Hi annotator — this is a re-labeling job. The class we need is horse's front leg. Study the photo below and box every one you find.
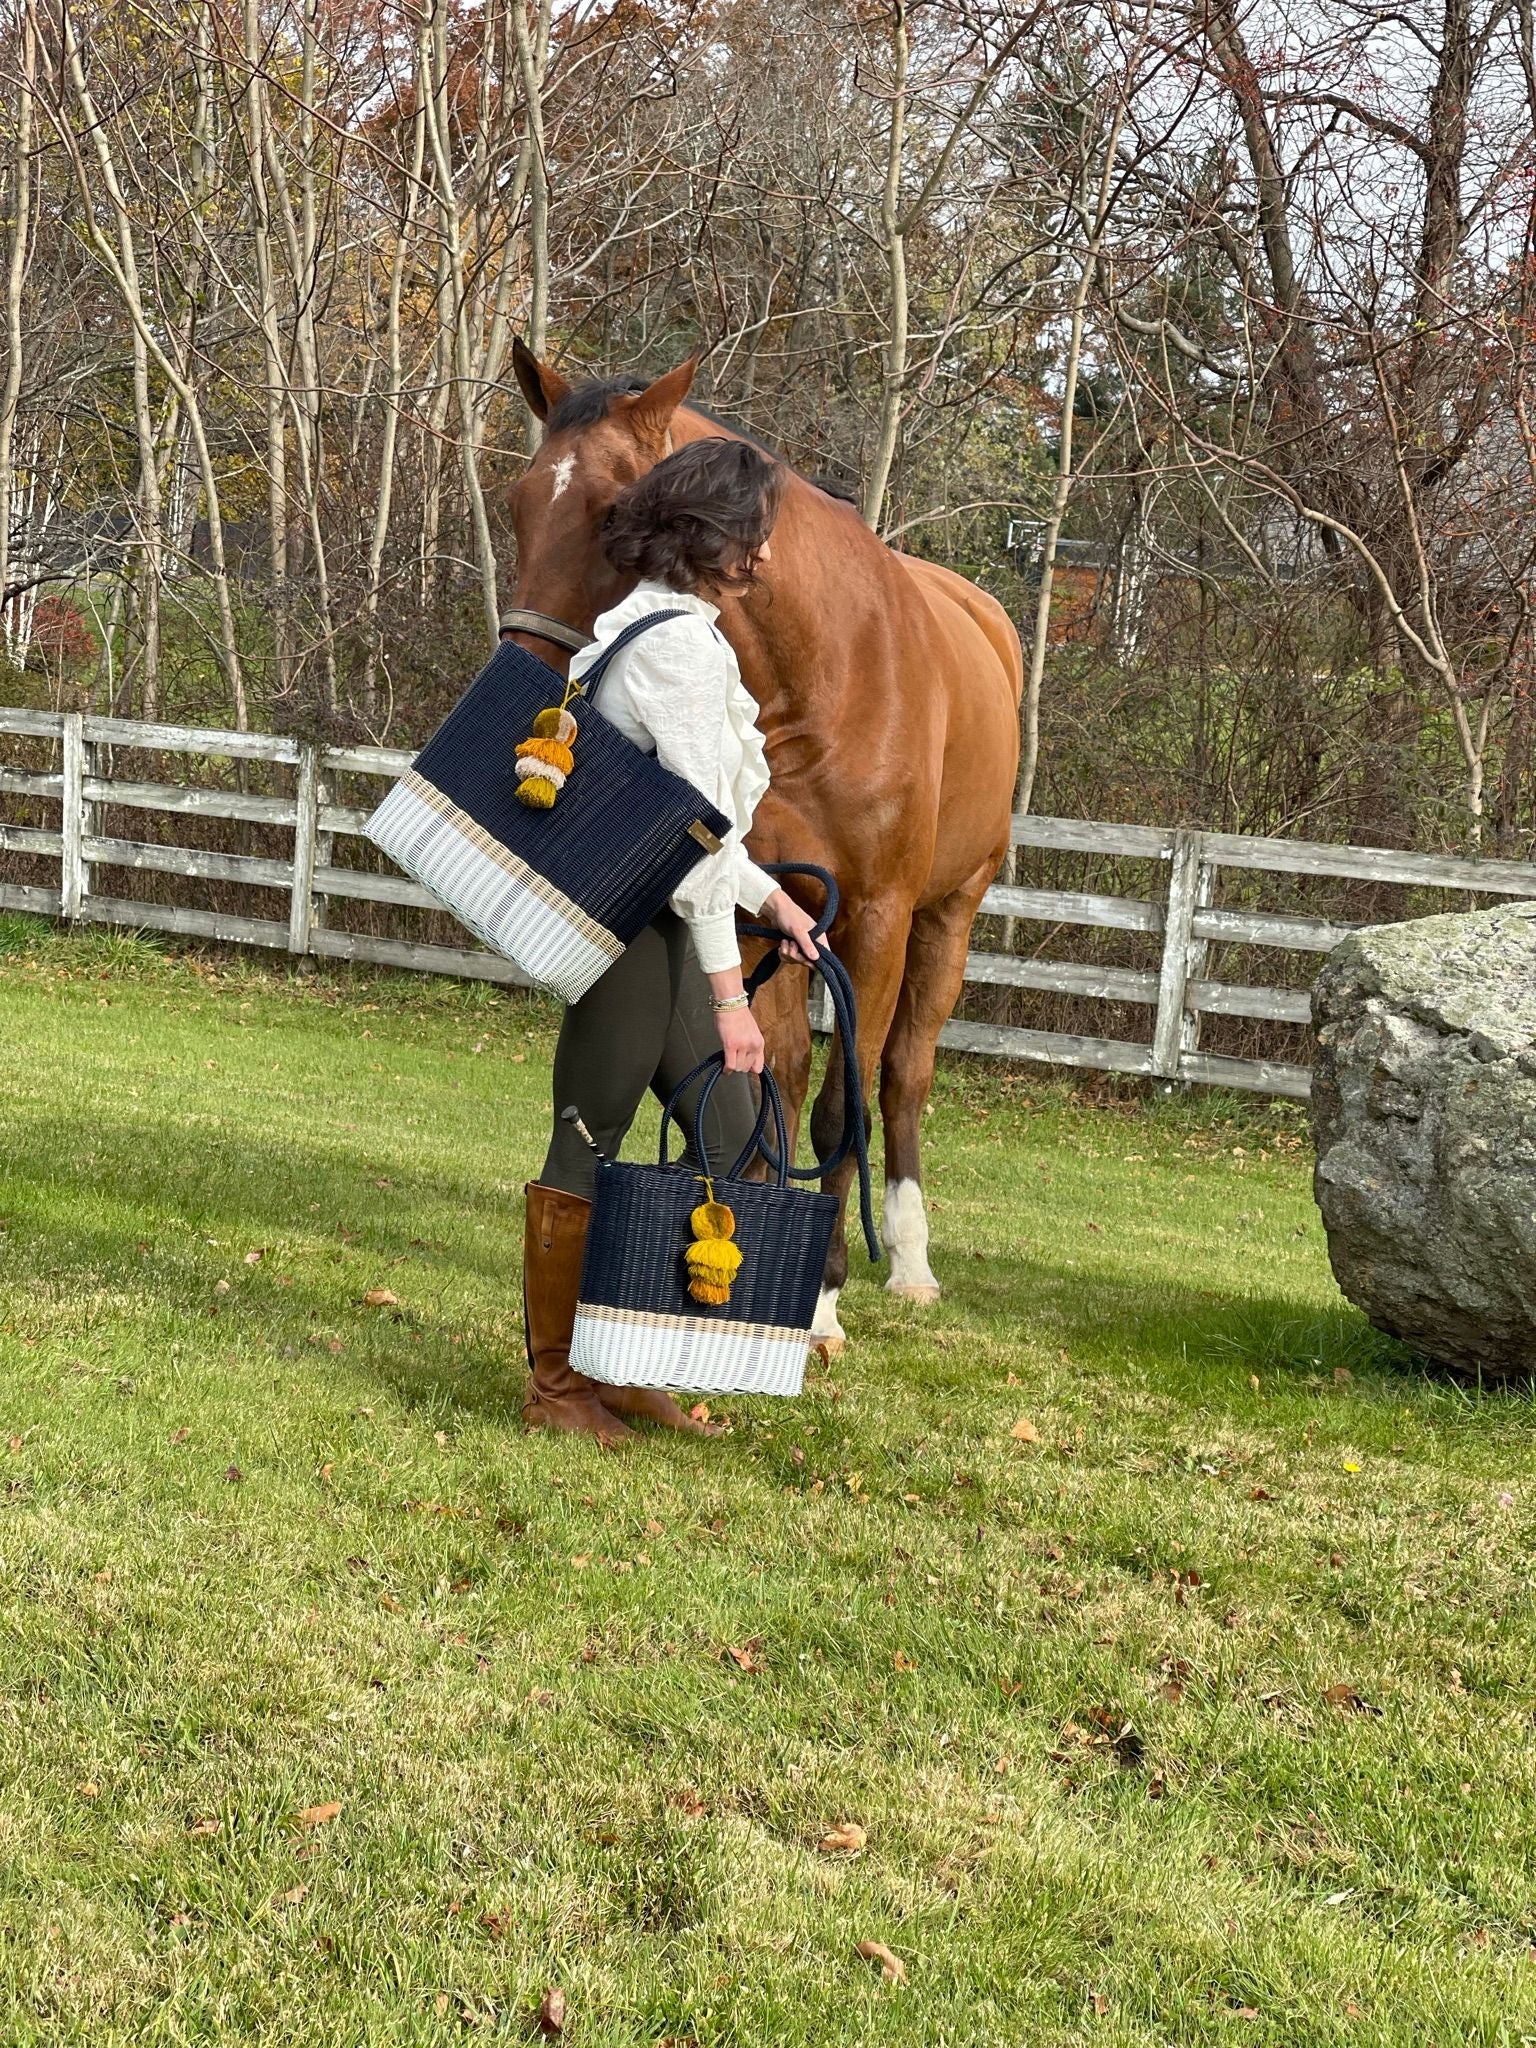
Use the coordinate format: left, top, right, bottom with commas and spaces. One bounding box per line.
806, 899, 912, 1352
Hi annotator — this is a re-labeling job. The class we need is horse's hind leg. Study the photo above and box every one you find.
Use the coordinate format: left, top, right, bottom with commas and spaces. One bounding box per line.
878, 877, 991, 1302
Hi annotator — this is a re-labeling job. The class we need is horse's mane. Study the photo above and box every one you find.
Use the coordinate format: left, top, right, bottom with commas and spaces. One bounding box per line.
543, 374, 855, 503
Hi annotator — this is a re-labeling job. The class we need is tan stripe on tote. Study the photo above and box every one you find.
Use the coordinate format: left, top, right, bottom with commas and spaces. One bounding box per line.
399, 770, 623, 961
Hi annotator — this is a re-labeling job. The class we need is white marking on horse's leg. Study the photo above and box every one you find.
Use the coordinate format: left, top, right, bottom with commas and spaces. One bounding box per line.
549, 453, 576, 502
810, 1285, 846, 1358
882, 1178, 940, 1302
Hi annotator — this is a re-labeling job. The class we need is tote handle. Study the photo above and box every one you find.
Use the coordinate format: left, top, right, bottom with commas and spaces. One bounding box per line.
570, 610, 688, 706
738, 863, 880, 1264
657, 1054, 791, 1190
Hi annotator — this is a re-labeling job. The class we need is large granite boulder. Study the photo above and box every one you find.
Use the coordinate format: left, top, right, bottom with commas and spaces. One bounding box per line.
1311, 901, 1536, 1377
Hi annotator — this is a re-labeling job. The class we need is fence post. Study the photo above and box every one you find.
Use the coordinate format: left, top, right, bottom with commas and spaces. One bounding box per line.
60, 711, 88, 922
1151, 829, 1205, 1080
288, 741, 320, 956
1176, 845, 1215, 1069
310, 765, 334, 945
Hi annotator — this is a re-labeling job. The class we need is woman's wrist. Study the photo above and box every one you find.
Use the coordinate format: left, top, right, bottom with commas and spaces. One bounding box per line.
706, 968, 746, 1014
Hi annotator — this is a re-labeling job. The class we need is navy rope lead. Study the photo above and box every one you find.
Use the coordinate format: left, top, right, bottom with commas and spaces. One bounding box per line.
740, 863, 881, 1265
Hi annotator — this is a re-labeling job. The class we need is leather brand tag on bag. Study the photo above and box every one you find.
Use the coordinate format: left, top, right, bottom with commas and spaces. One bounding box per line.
687, 820, 723, 854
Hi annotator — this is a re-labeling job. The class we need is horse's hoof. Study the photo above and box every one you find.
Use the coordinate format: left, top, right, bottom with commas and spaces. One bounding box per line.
886, 1280, 941, 1306
811, 1336, 846, 1364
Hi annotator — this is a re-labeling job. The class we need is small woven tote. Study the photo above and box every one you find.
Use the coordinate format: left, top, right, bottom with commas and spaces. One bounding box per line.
365, 616, 731, 1003
570, 1059, 839, 1398
570, 873, 884, 1398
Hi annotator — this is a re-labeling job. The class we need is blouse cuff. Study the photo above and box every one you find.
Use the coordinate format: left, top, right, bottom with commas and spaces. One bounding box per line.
687, 910, 742, 975
736, 862, 779, 915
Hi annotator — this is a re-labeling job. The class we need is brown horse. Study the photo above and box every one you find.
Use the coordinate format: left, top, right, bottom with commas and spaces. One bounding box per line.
502, 345, 1022, 1346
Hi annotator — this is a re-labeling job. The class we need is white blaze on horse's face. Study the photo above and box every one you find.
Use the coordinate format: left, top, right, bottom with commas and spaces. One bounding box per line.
548, 453, 577, 503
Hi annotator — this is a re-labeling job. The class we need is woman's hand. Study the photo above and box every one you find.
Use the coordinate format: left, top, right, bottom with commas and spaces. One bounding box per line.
761, 887, 827, 966
715, 1003, 765, 1074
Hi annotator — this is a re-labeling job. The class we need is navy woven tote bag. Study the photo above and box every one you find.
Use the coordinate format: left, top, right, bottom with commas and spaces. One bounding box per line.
365, 615, 732, 1002
570, 1059, 839, 1397
570, 876, 884, 1397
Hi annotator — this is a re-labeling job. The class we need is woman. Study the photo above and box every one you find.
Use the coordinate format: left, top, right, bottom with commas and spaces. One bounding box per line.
522, 438, 824, 1446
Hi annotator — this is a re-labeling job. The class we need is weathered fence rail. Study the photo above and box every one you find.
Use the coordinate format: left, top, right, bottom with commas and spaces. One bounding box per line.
5, 706, 1536, 1101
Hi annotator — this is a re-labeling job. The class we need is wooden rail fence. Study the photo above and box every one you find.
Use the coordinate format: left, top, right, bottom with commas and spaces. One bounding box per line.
5, 706, 1536, 1101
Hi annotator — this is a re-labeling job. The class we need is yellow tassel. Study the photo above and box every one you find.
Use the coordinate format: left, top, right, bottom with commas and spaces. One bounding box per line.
516, 704, 578, 808
516, 735, 575, 775
686, 1196, 743, 1305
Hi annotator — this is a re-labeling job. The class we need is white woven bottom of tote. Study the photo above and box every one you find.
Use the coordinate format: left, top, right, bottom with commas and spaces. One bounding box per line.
367, 774, 622, 1002
571, 1303, 809, 1398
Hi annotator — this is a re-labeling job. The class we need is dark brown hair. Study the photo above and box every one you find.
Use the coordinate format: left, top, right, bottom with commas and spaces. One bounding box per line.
601, 439, 784, 596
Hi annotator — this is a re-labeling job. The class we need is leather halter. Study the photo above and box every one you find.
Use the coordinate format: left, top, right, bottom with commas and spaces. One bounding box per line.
497, 606, 595, 654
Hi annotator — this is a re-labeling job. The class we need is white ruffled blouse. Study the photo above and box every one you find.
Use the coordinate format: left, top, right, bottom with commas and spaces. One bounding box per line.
568, 578, 777, 973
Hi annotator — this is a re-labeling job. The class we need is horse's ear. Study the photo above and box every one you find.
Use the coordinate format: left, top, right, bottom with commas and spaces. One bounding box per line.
619, 357, 699, 447
511, 337, 571, 422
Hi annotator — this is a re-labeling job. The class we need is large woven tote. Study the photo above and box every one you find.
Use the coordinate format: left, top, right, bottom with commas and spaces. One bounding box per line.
365, 616, 732, 1003
570, 1059, 839, 1398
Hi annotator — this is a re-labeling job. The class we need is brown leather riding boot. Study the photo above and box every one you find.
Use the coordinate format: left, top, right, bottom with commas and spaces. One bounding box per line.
521, 1183, 633, 1447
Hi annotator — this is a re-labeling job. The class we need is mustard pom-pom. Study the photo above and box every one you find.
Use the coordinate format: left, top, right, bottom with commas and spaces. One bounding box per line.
517, 706, 578, 805
689, 1200, 737, 1241
516, 736, 575, 776
685, 1234, 743, 1305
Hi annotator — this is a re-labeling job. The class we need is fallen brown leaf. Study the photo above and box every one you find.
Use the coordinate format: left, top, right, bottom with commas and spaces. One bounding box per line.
296, 1800, 342, 1829
1321, 1682, 1381, 1716
1010, 1417, 1040, 1443
893, 1651, 917, 1673
169, 1427, 191, 1445
856, 1940, 907, 1986
818, 1821, 867, 1855
536, 1985, 567, 2036
362, 1288, 398, 1308
225, 1465, 243, 1485
724, 1639, 763, 1673
186, 1816, 220, 1837
76, 1780, 99, 1800
1084, 1707, 1145, 1766
243, 1248, 265, 1266
1089, 1990, 1109, 2017
272, 1884, 308, 1908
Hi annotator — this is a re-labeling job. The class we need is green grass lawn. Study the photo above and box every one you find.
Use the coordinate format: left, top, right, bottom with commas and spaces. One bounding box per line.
1, 916, 1533, 2047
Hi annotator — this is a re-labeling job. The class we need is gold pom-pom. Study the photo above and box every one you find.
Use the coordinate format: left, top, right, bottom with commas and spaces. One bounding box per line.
685, 1198, 742, 1304
516, 705, 578, 806
690, 1200, 737, 1241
